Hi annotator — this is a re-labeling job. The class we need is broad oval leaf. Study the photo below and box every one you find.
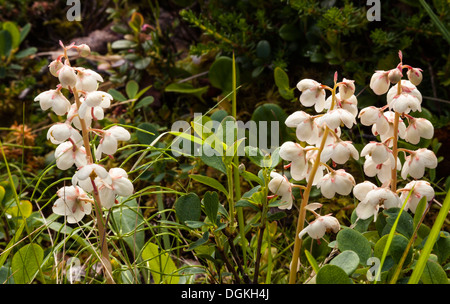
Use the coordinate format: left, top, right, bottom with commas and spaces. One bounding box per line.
316, 264, 351, 284
337, 228, 372, 265
11, 243, 44, 284
175, 193, 201, 225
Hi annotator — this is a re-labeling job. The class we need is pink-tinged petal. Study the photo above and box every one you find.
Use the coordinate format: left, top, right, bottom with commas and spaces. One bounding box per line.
353, 181, 377, 202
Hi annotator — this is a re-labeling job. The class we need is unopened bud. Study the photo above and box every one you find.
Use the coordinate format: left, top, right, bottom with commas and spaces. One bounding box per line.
77, 44, 91, 57
388, 68, 402, 84
407, 67, 423, 86
49, 59, 64, 77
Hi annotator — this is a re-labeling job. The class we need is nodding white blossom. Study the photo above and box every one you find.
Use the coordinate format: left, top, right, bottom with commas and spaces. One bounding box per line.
407, 67, 423, 86
279, 141, 308, 181
316, 108, 356, 130
370, 70, 390, 95
371, 111, 406, 145
52, 185, 92, 224
386, 80, 422, 114
401, 148, 438, 180
404, 118, 434, 145
78, 92, 112, 120
298, 214, 340, 240
76, 44, 91, 57
325, 93, 358, 117
338, 78, 355, 100
268, 172, 294, 210
399, 180, 434, 214
360, 141, 392, 165
321, 140, 359, 164
363, 155, 400, 184
72, 164, 111, 192
54, 141, 87, 170
358, 106, 389, 135
34, 89, 71, 116
285, 111, 316, 143
296, 79, 326, 112
95, 126, 131, 160
316, 169, 355, 199
49, 59, 64, 77
75, 68, 104, 92
96, 168, 134, 209
67, 103, 93, 130
353, 181, 401, 221
47, 123, 82, 145
58, 64, 77, 89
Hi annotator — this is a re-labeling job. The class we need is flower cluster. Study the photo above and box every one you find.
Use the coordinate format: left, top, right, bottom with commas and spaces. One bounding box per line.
354, 51, 436, 220
36, 42, 133, 224
270, 74, 359, 240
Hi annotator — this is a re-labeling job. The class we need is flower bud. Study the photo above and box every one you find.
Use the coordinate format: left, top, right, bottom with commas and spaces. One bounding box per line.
58, 65, 77, 88
369, 71, 390, 95
49, 59, 64, 77
388, 67, 402, 84
77, 44, 91, 57
407, 67, 423, 86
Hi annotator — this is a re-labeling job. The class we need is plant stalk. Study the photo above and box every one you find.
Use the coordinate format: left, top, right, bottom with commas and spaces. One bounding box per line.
391, 82, 402, 192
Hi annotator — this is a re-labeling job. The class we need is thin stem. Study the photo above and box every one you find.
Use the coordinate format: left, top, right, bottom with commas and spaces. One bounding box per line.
288, 81, 338, 284
253, 223, 265, 284
391, 82, 402, 192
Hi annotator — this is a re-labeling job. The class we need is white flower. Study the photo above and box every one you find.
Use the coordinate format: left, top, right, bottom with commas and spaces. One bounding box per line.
75, 68, 104, 92
296, 79, 326, 112
338, 78, 355, 100
76, 44, 91, 57
34, 89, 71, 116
358, 106, 389, 135
388, 65, 403, 84
52, 185, 92, 224
363, 155, 400, 183
360, 142, 392, 164
407, 67, 423, 86
401, 148, 437, 180
47, 123, 82, 145
96, 168, 134, 209
316, 108, 356, 130
78, 92, 112, 120
279, 141, 308, 181
387, 80, 422, 114
371, 111, 406, 145
321, 140, 359, 164
298, 214, 340, 239
370, 70, 390, 95
316, 169, 355, 199
399, 180, 434, 213
49, 59, 64, 77
325, 92, 358, 117
304, 149, 327, 186
285, 111, 315, 143
58, 64, 77, 88
268, 172, 294, 210
95, 126, 131, 160
353, 182, 401, 220
54, 141, 87, 170
404, 118, 434, 145
72, 164, 111, 192
67, 103, 93, 130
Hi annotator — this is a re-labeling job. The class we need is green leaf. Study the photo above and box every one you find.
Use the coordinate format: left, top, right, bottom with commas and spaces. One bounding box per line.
14, 47, 37, 59
419, 0, 450, 44
413, 196, 428, 229
108, 88, 127, 102
0, 30, 13, 57
189, 174, 228, 196
3, 22, 20, 49
6, 200, 32, 219
134, 96, 155, 109
136, 122, 159, 145
175, 193, 201, 224
126, 80, 139, 99
420, 260, 448, 284
381, 208, 414, 239
111, 199, 145, 255
336, 228, 372, 265
304, 250, 319, 274
19, 23, 31, 44
11, 243, 44, 284
279, 23, 301, 41
0, 185, 5, 204
209, 56, 240, 94
316, 264, 351, 284
134, 57, 151, 70
256, 40, 271, 59
141, 241, 179, 284
186, 231, 210, 251
274, 67, 294, 100
203, 191, 219, 223
199, 152, 227, 174
165, 82, 208, 102
374, 234, 413, 265
235, 199, 259, 211
111, 39, 137, 49
267, 211, 286, 221
329, 250, 360, 275
129, 12, 144, 33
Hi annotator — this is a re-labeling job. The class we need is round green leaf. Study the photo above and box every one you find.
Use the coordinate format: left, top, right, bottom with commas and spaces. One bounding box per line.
208, 56, 239, 93
337, 228, 372, 265
11, 243, 44, 284
420, 260, 448, 284
374, 234, 413, 265
329, 250, 360, 275
316, 264, 351, 284
256, 40, 271, 59
175, 193, 201, 225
